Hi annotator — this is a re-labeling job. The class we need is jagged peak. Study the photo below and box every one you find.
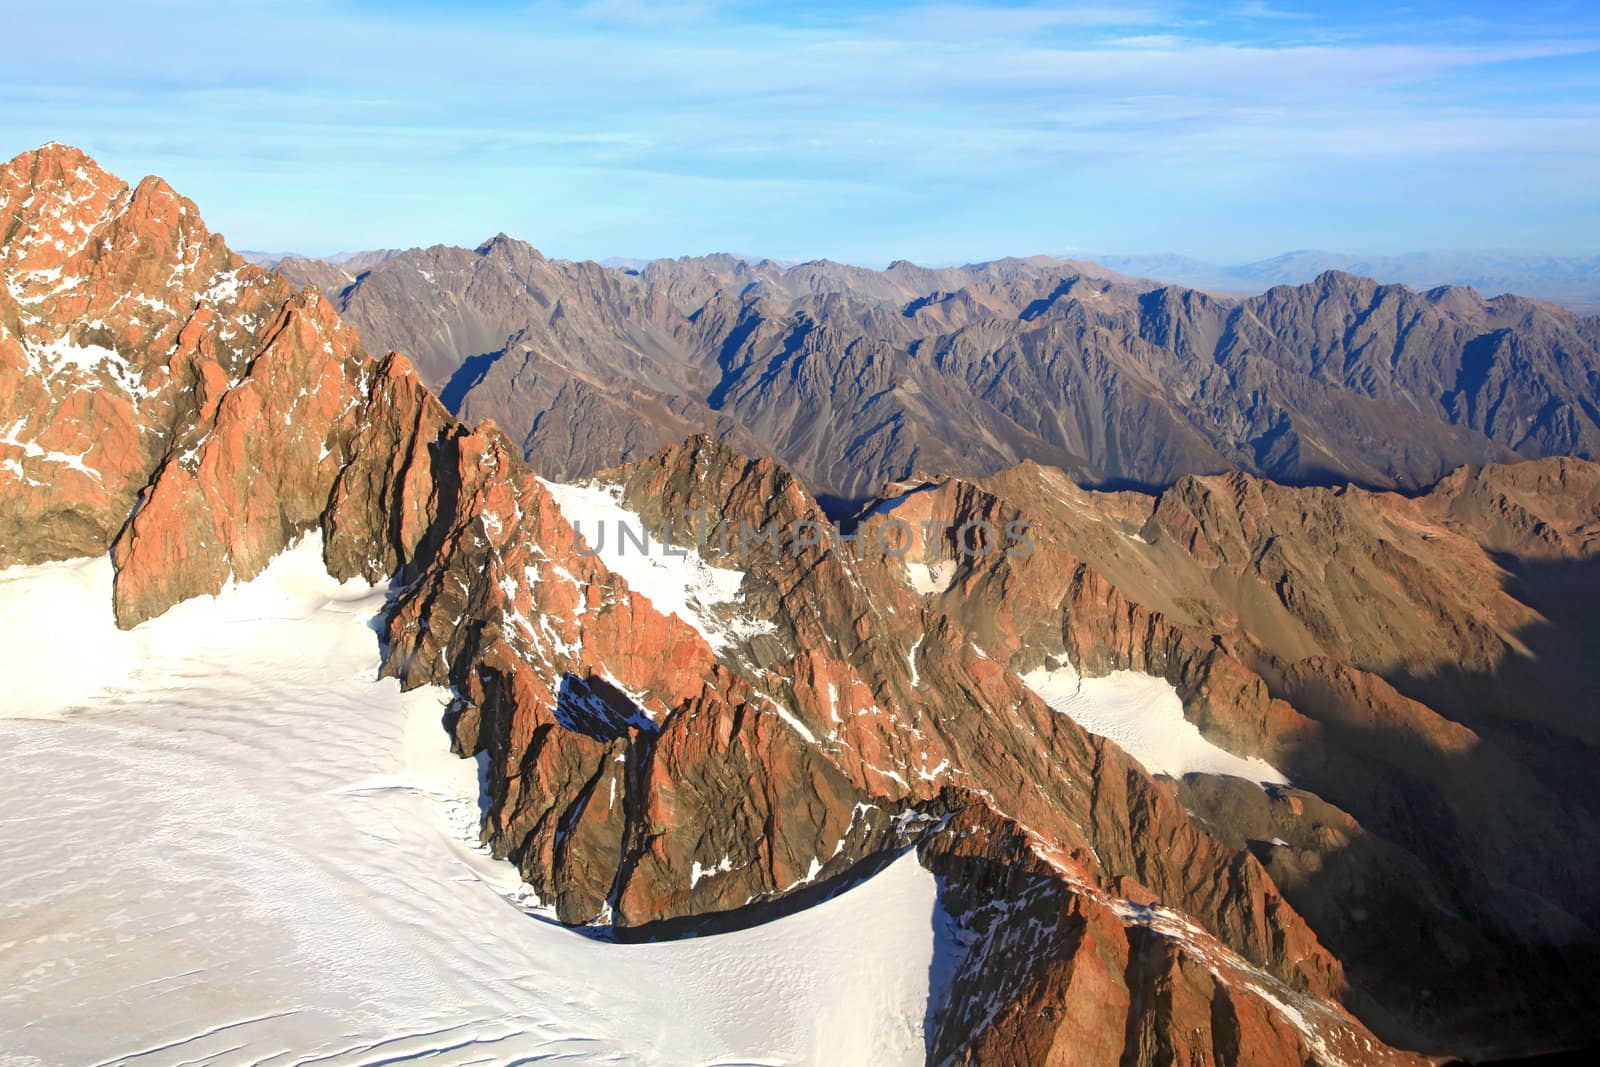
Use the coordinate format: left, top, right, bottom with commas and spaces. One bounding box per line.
1, 142, 129, 211
0, 142, 252, 325
1310, 267, 1379, 290
1421, 281, 1484, 304
8, 140, 108, 175
474, 231, 543, 261
0, 144, 211, 237
633, 431, 761, 474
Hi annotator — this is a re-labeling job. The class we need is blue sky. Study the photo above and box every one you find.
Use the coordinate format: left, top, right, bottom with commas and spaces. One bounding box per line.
2, 0, 1597, 265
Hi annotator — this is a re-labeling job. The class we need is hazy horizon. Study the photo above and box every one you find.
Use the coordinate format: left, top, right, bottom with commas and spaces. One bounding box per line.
231, 240, 1599, 275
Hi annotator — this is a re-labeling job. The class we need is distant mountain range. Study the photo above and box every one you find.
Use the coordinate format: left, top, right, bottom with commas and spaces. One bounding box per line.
1093, 250, 1600, 315
260, 246, 1600, 315
273, 237, 1600, 510
239, 247, 404, 272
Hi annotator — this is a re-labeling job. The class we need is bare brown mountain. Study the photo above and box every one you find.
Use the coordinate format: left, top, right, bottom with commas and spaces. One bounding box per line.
898, 456, 1600, 1056
239, 247, 404, 272
277, 235, 1600, 507
8, 144, 1600, 1064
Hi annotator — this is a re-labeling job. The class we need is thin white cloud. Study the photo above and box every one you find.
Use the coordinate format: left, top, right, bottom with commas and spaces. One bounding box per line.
882, 2, 1170, 37
571, 0, 722, 25
4, 0, 1597, 258
1231, 0, 1314, 21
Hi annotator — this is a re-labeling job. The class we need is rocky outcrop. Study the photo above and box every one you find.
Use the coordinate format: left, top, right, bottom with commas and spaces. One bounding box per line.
110, 287, 379, 625
920, 802, 1428, 1067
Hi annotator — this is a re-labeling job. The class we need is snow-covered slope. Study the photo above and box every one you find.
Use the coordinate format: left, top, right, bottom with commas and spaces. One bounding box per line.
1021, 659, 1288, 784
539, 477, 775, 651
0, 540, 945, 1067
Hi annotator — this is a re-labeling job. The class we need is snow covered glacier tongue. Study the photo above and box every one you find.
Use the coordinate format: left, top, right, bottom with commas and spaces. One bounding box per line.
0, 539, 948, 1066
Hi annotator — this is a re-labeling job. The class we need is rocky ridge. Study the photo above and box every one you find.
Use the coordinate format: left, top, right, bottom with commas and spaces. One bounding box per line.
881, 456, 1600, 1054
278, 235, 1600, 506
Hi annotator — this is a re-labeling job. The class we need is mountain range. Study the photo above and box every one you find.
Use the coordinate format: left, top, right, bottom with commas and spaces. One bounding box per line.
4, 144, 1600, 1065
270, 237, 1600, 511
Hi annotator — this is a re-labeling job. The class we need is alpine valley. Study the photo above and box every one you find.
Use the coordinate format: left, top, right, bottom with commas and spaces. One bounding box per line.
4, 144, 1600, 1067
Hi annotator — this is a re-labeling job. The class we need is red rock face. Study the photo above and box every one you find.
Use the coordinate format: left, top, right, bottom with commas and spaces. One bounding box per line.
112, 287, 377, 625
361, 430, 1420, 1059
0, 142, 385, 627
13, 144, 1595, 1064
0, 144, 286, 566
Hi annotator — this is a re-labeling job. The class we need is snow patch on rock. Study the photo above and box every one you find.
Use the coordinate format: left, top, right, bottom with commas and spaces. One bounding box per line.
905, 558, 957, 595
1022, 659, 1288, 784
0, 419, 103, 484
539, 477, 775, 652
